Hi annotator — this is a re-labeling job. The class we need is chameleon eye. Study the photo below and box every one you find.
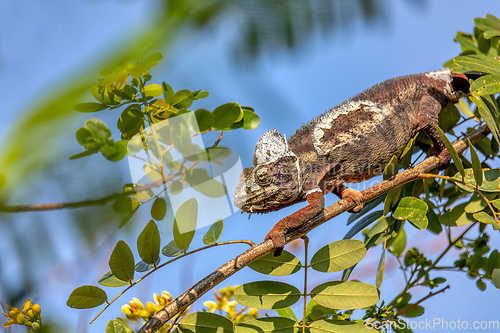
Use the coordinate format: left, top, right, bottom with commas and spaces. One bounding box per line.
255, 167, 270, 185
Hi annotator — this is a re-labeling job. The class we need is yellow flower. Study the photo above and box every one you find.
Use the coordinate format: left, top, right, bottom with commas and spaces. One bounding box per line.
203, 300, 218, 313
21, 299, 32, 312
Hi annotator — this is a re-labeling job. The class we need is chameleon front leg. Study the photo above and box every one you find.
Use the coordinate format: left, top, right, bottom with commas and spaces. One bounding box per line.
265, 189, 324, 256
418, 94, 451, 168
332, 183, 364, 213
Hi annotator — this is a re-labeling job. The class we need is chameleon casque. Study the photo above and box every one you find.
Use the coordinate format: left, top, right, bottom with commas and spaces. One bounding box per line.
234, 69, 474, 256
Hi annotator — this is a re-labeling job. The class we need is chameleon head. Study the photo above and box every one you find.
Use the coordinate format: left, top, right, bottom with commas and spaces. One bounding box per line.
234, 129, 302, 213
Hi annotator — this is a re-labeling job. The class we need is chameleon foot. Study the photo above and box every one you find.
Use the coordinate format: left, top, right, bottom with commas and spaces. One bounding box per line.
427, 147, 451, 170
341, 188, 364, 213
265, 230, 285, 257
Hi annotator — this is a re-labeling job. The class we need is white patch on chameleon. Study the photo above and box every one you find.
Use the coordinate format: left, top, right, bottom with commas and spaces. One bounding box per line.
254, 129, 289, 165
312, 100, 385, 155
426, 69, 453, 96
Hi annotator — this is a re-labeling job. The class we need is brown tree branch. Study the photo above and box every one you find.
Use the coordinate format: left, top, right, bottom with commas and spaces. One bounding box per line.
138, 124, 491, 333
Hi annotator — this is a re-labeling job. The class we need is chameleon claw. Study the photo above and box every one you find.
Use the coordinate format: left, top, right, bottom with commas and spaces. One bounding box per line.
265, 230, 285, 257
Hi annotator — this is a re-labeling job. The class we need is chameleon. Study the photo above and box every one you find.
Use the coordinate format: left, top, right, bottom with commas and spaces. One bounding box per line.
234, 69, 474, 256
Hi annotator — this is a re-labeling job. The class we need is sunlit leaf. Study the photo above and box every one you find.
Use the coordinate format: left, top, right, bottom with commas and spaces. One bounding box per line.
195, 108, 213, 132
109, 240, 135, 282
162, 239, 183, 257
310, 239, 366, 273
234, 281, 301, 310
383, 155, 398, 180
453, 54, 500, 76
173, 198, 198, 251
151, 197, 167, 221
434, 124, 465, 178
144, 84, 163, 98
213, 103, 243, 130
470, 75, 500, 96
106, 319, 133, 333
454, 168, 500, 192
235, 317, 298, 333
242, 110, 260, 130
393, 197, 428, 230
248, 250, 302, 276
310, 281, 379, 310
137, 220, 161, 265
179, 312, 234, 333
202, 219, 224, 245
98, 271, 129, 287
440, 203, 473, 227
310, 319, 377, 333
66, 285, 107, 309
74, 102, 108, 113
376, 249, 385, 288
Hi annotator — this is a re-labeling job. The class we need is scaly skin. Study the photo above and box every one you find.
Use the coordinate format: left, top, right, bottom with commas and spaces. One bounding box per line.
234, 69, 472, 256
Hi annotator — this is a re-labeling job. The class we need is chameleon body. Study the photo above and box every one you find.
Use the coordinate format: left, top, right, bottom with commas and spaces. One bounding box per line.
234, 69, 472, 256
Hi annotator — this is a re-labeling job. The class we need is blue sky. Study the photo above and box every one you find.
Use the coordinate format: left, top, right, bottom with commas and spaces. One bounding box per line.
1, 1, 500, 332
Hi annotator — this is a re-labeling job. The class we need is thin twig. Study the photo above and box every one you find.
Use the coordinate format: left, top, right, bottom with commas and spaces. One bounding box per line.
138, 125, 491, 333
397, 285, 450, 316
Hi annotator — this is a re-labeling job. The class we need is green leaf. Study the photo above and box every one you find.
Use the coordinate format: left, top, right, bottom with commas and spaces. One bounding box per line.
187, 168, 227, 197
310, 319, 377, 333
117, 104, 144, 138
0, 173, 5, 190
69, 148, 100, 160
137, 220, 161, 265
310, 239, 366, 273
310, 281, 379, 310
194, 109, 213, 132
144, 84, 163, 98
193, 90, 209, 99
235, 317, 298, 333
493, 269, 500, 289
454, 168, 500, 192
248, 250, 302, 276
213, 103, 243, 130
456, 98, 475, 118
234, 281, 301, 310
438, 104, 461, 132
400, 134, 417, 169
493, 199, 500, 210
383, 155, 399, 180
119, 204, 140, 228
487, 250, 500, 275
242, 110, 260, 130
173, 198, 198, 251
66, 285, 107, 309
109, 240, 135, 282
473, 211, 499, 227
468, 140, 483, 186
470, 75, 500, 96
275, 307, 298, 322
384, 187, 402, 215
202, 219, 224, 245
393, 197, 428, 230
434, 124, 465, 178
389, 228, 406, 256
113, 196, 139, 215
151, 197, 167, 221
98, 271, 129, 287
74, 102, 108, 113
453, 54, 500, 76
376, 249, 385, 288
162, 239, 184, 257
106, 319, 132, 333
427, 207, 442, 234
471, 95, 500, 144
85, 118, 112, 144
135, 258, 160, 272
162, 82, 174, 105
402, 305, 425, 318
178, 312, 234, 333
171, 89, 194, 109
477, 279, 487, 291
465, 194, 490, 214
440, 203, 473, 227
101, 142, 127, 162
